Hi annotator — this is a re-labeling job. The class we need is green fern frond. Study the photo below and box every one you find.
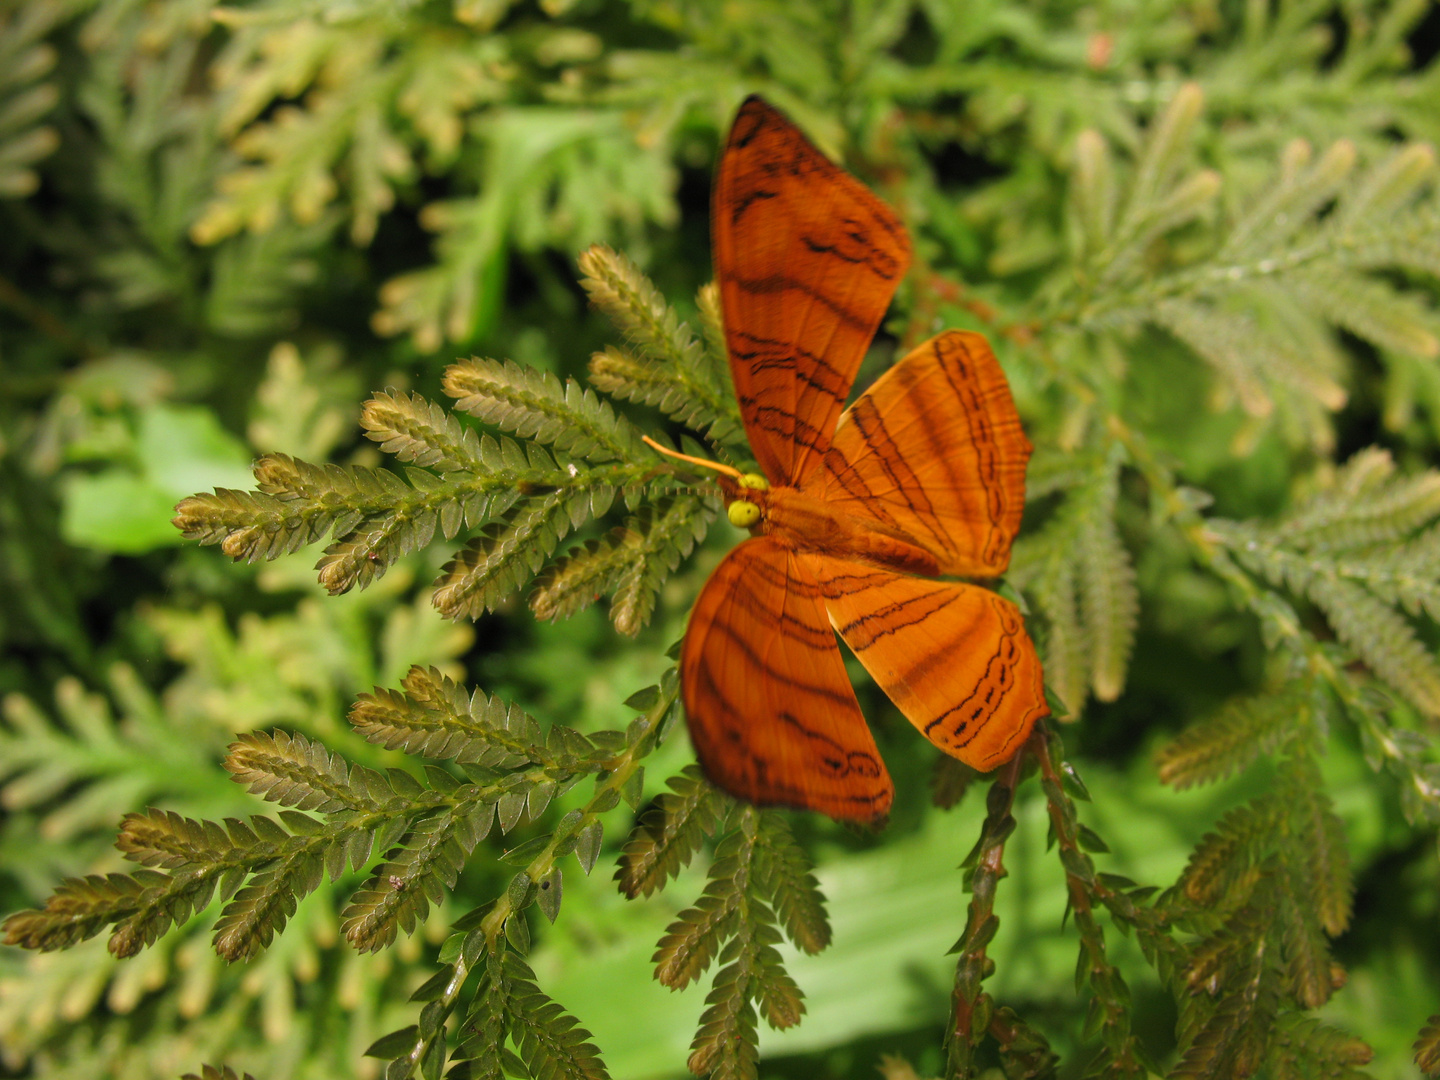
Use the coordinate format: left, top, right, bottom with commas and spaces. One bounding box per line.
529, 533, 633, 626
579, 244, 741, 442
1, 872, 155, 953
444, 356, 644, 463
350, 665, 594, 771
687, 960, 761, 1080
754, 948, 805, 1030
1059, 100, 1440, 459
1078, 452, 1138, 702
1267, 1015, 1374, 1080
578, 244, 704, 373
507, 951, 611, 1080
753, 815, 830, 955
652, 807, 823, 1079
211, 826, 326, 961
1304, 573, 1440, 718
589, 344, 744, 447
182, 1066, 258, 1080
126, 812, 325, 961
1103, 169, 1222, 287
532, 495, 716, 635
1332, 142, 1435, 235
1339, 525, 1440, 621
1276, 870, 1335, 1010
1022, 446, 1101, 502
1287, 268, 1439, 362
341, 802, 494, 952
314, 503, 438, 595
1085, 84, 1218, 285
1175, 801, 1273, 909
1278, 449, 1440, 552
113, 808, 242, 873
615, 765, 728, 900
177, 426, 646, 603
695, 280, 733, 395
1163, 749, 1355, 1056
1172, 952, 1282, 1080
1281, 759, 1352, 939
608, 496, 717, 634
16, 807, 338, 962
362, 389, 484, 474
1059, 82, 1199, 280
1417, 1014, 1440, 1078
1156, 681, 1310, 790
1031, 550, 1088, 720
433, 490, 592, 619
177, 454, 461, 578
225, 729, 386, 812
1215, 453, 1440, 717
1116, 82, 1206, 241
653, 874, 741, 991
1172, 878, 1286, 1071
172, 483, 330, 560
0, 2, 61, 199
1152, 300, 1274, 417
1158, 290, 1350, 417
1218, 139, 1356, 261
1070, 129, 1116, 262
1013, 450, 1136, 712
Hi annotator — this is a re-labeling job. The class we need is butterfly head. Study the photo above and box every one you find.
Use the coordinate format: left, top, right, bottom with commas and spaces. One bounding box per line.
723, 472, 769, 530
637, 435, 773, 531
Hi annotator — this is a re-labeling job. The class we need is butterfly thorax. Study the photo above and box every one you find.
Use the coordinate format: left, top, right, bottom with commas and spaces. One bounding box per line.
725, 482, 940, 578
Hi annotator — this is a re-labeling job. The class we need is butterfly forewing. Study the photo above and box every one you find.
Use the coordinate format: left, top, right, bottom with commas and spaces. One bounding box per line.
800, 555, 1049, 770
713, 97, 912, 487
680, 537, 895, 821
809, 330, 1033, 577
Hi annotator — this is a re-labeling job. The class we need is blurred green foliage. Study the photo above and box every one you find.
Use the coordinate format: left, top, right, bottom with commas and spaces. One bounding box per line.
3, 1, 1440, 1079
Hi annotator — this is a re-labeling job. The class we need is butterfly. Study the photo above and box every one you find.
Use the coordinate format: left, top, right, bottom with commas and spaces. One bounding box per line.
669, 96, 1049, 823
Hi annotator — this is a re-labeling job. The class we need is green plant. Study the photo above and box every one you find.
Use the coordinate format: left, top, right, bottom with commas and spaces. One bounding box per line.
5, 2, 1440, 1079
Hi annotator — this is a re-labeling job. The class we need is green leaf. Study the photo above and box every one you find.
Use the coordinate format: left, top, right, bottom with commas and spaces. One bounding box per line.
366, 1026, 420, 1059
500, 836, 551, 867
616, 766, 725, 899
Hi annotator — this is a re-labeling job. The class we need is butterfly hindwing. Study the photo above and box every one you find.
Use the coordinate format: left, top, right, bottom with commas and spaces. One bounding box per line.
808, 330, 1033, 577
801, 553, 1049, 770
680, 537, 894, 821
713, 96, 912, 487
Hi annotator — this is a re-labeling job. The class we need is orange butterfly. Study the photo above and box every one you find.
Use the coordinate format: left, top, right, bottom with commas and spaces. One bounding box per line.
668, 97, 1048, 823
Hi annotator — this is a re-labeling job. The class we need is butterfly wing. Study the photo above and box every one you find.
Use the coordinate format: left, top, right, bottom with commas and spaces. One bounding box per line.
800, 554, 1049, 770
680, 536, 894, 821
808, 330, 1032, 577
714, 96, 911, 487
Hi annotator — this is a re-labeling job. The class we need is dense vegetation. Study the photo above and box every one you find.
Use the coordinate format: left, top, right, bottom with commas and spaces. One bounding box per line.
3, 1, 1440, 1078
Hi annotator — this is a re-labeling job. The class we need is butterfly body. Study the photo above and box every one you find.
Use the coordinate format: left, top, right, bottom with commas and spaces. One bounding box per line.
722, 478, 943, 579
679, 97, 1049, 822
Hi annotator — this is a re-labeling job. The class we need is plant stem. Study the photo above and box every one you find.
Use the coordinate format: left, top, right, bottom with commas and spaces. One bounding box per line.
1032, 724, 1148, 1077
945, 748, 1024, 1079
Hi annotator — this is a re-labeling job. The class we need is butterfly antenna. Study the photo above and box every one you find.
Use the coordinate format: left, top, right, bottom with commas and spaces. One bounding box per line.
641, 435, 743, 479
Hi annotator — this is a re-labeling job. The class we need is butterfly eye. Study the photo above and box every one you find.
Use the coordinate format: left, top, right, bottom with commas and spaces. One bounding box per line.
728, 501, 762, 528
738, 473, 770, 491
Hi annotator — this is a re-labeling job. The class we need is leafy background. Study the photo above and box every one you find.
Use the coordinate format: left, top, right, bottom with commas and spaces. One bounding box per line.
3, 0, 1440, 1078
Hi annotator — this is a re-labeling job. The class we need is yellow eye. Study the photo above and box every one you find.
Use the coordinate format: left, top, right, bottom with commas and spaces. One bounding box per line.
728, 501, 761, 528
738, 473, 770, 491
